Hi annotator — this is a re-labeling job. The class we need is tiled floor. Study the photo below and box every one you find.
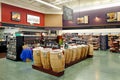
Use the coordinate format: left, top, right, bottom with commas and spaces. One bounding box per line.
0, 50, 120, 80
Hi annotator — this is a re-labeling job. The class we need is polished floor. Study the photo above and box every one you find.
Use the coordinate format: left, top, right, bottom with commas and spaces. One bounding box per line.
0, 50, 120, 80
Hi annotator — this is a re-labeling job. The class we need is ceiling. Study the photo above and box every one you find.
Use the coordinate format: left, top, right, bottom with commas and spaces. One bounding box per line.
1, 0, 120, 14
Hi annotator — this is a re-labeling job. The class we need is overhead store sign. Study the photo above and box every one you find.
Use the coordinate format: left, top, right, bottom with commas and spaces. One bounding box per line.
27, 14, 40, 24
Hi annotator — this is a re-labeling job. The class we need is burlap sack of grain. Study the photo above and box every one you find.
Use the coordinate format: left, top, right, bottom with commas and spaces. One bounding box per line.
84, 45, 89, 58
41, 48, 52, 69
88, 44, 94, 56
81, 45, 86, 59
69, 46, 77, 62
76, 45, 82, 60
72, 46, 77, 62
67, 48, 73, 63
33, 47, 43, 67
50, 50, 65, 72
63, 49, 70, 64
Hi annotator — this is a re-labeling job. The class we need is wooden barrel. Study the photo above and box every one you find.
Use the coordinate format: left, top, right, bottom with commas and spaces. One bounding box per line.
88, 44, 94, 56
33, 48, 42, 67
41, 48, 51, 69
76, 45, 82, 60
50, 50, 65, 72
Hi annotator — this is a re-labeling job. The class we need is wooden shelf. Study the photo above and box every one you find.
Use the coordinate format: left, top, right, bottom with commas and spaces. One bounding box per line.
110, 41, 119, 53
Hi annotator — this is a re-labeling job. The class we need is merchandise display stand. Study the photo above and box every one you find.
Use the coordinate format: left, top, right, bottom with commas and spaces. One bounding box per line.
110, 41, 119, 53
32, 44, 94, 77
65, 58, 86, 68
0, 28, 7, 53
32, 54, 93, 77
32, 65, 64, 77
65, 55, 93, 68
87, 55, 93, 58
91, 35, 100, 50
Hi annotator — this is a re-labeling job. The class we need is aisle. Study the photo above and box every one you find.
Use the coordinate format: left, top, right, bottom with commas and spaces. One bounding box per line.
0, 50, 120, 80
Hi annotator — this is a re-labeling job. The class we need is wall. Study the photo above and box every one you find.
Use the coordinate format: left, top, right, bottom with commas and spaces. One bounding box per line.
45, 14, 62, 27
1, 3, 45, 26
63, 6, 120, 27
0, 3, 1, 22
0, 3, 1, 26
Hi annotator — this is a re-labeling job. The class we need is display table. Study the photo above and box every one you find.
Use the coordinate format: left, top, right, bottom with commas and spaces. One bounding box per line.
32, 45, 93, 77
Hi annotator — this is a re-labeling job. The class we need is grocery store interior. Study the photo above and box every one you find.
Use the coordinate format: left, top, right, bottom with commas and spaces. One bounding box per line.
0, 0, 120, 80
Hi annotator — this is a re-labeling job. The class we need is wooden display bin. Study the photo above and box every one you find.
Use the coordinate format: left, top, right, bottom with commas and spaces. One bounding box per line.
32, 65, 64, 77
32, 54, 93, 77
32, 45, 93, 77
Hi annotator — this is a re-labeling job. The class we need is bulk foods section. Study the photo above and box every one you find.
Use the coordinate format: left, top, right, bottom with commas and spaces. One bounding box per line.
0, 0, 120, 79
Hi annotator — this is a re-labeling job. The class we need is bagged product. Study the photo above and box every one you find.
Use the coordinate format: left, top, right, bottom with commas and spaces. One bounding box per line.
33, 47, 42, 67
50, 49, 65, 72
41, 48, 52, 69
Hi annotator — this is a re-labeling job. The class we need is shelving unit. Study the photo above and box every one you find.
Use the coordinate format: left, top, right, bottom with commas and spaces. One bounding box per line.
6, 30, 61, 61
88, 35, 100, 50
0, 28, 7, 52
109, 33, 120, 52
7, 35, 42, 61
7, 36, 24, 60
42, 35, 59, 48
110, 41, 119, 52
0, 28, 5, 41
108, 34, 119, 48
